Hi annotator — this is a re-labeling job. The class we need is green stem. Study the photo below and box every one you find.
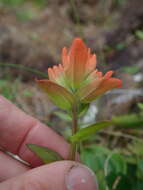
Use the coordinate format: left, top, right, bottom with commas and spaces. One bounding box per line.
69, 104, 78, 160
72, 104, 78, 135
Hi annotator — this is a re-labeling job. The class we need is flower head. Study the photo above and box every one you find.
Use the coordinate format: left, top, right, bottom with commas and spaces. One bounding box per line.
37, 38, 122, 109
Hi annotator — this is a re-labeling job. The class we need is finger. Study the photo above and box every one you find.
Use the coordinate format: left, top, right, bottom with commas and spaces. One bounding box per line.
0, 151, 29, 182
0, 96, 69, 167
0, 161, 98, 190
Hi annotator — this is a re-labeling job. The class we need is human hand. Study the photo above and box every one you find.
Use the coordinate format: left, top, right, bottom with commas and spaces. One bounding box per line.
0, 96, 98, 190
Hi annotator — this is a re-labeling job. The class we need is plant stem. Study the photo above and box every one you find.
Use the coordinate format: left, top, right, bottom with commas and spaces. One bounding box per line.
72, 104, 78, 135
0, 63, 47, 78
69, 104, 78, 160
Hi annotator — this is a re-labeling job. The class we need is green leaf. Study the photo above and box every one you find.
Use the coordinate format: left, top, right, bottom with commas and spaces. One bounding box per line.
138, 103, 143, 111
81, 145, 110, 172
123, 66, 140, 74
27, 144, 63, 164
107, 153, 127, 175
112, 114, 143, 128
106, 172, 130, 190
70, 121, 112, 143
81, 145, 111, 190
105, 153, 127, 190
137, 160, 143, 179
37, 80, 75, 110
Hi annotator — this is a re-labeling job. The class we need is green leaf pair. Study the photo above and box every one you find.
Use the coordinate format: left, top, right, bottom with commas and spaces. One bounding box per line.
27, 121, 111, 164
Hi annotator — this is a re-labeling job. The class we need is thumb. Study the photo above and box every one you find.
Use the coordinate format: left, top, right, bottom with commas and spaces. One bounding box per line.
0, 161, 98, 190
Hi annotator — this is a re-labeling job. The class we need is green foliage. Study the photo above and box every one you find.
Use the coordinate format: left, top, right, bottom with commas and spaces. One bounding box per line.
81, 144, 143, 190
135, 30, 143, 40
128, 141, 143, 158
138, 103, 143, 112
27, 144, 63, 164
81, 145, 110, 172
0, 79, 18, 101
112, 114, 143, 129
0, 0, 24, 6
106, 153, 127, 175
122, 65, 140, 74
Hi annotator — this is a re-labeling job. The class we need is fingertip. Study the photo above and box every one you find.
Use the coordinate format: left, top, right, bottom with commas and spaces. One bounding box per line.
0, 161, 98, 190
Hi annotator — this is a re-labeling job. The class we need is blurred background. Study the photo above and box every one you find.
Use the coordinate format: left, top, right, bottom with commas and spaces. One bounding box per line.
0, 0, 143, 189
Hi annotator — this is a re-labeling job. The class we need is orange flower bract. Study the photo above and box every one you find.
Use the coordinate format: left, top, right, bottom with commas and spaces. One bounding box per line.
37, 38, 122, 109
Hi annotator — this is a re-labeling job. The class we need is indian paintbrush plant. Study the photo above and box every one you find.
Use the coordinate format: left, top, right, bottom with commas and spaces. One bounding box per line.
28, 38, 122, 164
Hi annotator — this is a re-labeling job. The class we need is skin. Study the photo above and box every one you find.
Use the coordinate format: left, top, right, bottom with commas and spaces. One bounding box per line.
0, 96, 98, 190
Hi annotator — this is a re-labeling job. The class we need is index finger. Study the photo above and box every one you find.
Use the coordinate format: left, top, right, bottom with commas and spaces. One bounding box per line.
0, 96, 69, 167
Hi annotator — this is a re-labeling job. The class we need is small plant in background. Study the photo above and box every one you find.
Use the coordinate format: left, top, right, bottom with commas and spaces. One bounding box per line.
28, 38, 121, 165
135, 29, 143, 40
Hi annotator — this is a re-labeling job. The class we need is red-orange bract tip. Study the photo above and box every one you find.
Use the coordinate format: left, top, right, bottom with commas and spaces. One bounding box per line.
72, 38, 86, 48
72, 37, 84, 43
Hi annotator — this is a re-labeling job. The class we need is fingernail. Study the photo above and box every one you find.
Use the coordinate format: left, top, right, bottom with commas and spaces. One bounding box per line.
66, 164, 98, 190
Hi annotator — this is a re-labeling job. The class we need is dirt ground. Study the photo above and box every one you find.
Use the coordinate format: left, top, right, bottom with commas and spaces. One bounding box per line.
0, 0, 142, 78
